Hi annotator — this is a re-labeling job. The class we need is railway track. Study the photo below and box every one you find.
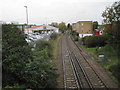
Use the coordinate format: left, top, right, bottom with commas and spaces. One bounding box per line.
61, 33, 109, 89
61, 35, 79, 88
70, 36, 108, 88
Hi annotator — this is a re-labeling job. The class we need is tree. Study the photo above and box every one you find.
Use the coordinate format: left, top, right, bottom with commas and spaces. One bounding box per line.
58, 22, 67, 33
102, 1, 120, 84
50, 32, 58, 40
2, 24, 33, 87
102, 1, 120, 24
67, 23, 70, 30
67, 23, 72, 31
49, 22, 58, 28
93, 21, 98, 29
93, 21, 98, 34
102, 1, 120, 48
2, 24, 58, 88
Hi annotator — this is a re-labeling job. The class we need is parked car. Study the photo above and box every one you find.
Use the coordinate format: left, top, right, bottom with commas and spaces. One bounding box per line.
25, 38, 33, 43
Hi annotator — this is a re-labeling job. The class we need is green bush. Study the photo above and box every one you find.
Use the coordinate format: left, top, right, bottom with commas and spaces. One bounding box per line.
32, 40, 58, 88
83, 35, 107, 48
71, 30, 79, 41
4, 84, 26, 89
2, 24, 33, 87
23, 49, 58, 88
35, 40, 53, 58
109, 63, 120, 86
50, 32, 58, 40
2, 24, 58, 88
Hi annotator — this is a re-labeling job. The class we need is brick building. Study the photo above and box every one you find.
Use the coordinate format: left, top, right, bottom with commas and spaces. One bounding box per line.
72, 21, 93, 38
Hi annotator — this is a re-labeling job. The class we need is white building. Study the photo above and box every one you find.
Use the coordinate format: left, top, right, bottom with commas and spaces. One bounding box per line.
24, 25, 59, 35
25, 25, 59, 43
79, 34, 93, 38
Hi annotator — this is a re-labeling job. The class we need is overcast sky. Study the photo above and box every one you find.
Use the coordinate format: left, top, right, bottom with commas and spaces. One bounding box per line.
0, 0, 117, 25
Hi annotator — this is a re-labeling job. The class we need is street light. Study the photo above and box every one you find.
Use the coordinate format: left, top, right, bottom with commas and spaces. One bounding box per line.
24, 6, 28, 25
24, 6, 29, 34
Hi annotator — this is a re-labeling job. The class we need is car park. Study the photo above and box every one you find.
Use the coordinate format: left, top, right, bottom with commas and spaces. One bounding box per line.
25, 32, 51, 43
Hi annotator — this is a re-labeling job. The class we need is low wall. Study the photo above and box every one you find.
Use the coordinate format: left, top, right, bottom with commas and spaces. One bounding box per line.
79, 34, 93, 38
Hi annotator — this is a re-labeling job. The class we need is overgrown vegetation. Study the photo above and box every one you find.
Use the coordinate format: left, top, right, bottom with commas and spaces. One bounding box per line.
78, 1, 120, 86
50, 22, 72, 33
50, 32, 58, 40
58, 22, 67, 33
30, 42, 58, 88
92, 21, 98, 35
101, 1, 120, 86
82, 35, 108, 48
2, 24, 58, 88
71, 30, 79, 41
82, 45, 119, 86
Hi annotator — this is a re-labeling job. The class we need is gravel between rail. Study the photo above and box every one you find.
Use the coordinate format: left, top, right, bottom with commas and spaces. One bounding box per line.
55, 33, 118, 88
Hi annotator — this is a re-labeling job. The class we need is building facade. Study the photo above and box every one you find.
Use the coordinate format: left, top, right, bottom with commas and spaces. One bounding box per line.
24, 25, 59, 34
15, 24, 36, 32
72, 21, 93, 38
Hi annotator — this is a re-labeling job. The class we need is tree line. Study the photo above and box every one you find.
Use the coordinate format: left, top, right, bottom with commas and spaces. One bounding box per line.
49, 22, 72, 33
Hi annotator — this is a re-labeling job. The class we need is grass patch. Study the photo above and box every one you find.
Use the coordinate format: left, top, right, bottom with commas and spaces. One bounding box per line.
52, 34, 62, 59
99, 57, 118, 70
78, 44, 98, 60
80, 45, 119, 70
98, 45, 119, 70
85, 47, 98, 59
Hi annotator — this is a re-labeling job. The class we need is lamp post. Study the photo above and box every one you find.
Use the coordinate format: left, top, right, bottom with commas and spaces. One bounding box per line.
24, 6, 29, 34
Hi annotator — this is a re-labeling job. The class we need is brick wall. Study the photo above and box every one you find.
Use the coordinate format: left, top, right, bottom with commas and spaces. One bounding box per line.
72, 21, 93, 34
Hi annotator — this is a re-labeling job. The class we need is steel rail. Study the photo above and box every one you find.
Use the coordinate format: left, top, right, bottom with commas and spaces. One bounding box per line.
69, 34, 108, 89
72, 52, 94, 89
62, 35, 79, 89
66, 34, 94, 89
67, 47, 83, 89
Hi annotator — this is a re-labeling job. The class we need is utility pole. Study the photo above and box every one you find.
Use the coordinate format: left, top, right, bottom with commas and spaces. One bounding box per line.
24, 6, 29, 34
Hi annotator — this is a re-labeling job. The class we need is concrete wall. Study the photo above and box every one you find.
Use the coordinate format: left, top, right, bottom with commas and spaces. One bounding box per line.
79, 34, 93, 38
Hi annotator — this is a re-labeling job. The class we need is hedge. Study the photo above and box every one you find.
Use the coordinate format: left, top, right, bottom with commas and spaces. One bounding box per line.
82, 35, 108, 48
